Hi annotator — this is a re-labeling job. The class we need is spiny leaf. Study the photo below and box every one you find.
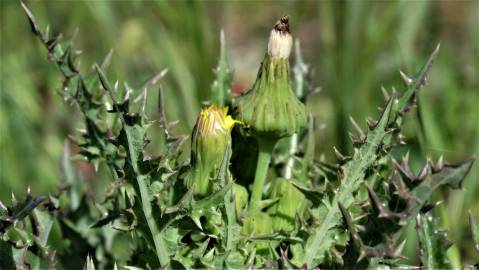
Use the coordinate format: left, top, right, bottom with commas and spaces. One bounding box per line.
365, 158, 475, 227
300, 45, 445, 267
399, 70, 413, 86
192, 183, 232, 211
23, 3, 171, 264
0, 193, 45, 233
61, 142, 82, 211
292, 39, 310, 99
406, 158, 475, 225
210, 30, 232, 107
417, 212, 453, 270
469, 211, 479, 254
396, 44, 440, 114
298, 115, 315, 182
20, 2, 43, 38
302, 95, 394, 267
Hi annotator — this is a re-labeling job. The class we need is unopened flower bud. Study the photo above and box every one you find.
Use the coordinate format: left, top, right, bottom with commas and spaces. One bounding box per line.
242, 212, 273, 253
186, 105, 238, 197
267, 178, 308, 232
236, 16, 307, 140
232, 183, 248, 217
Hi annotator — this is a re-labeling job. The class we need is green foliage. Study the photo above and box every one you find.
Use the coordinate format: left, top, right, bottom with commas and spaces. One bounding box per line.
417, 211, 453, 269
0, 3, 476, 269
471, 212, 479, 254
267, 178, 308, 232
210, 30, 232, 107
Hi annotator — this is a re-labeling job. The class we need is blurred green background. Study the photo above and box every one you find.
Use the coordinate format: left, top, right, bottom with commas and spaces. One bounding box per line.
1, 0, 478, 265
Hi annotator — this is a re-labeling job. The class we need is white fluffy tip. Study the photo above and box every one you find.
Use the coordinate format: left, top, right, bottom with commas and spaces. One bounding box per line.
268, 29, 293, 59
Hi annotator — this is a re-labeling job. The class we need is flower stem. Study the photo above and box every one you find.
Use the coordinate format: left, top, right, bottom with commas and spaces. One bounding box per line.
249, 137, 276, 212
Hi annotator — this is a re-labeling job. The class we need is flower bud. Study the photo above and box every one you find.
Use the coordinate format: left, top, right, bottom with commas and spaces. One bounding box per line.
236, 16, 306, 140
242, 212, 273, 253
186, 105, 238, 197
232, 183, 248, 217
267, 178, 308, 232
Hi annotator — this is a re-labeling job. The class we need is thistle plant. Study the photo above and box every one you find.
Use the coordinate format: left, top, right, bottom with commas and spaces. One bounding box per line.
1, 5, 477, 269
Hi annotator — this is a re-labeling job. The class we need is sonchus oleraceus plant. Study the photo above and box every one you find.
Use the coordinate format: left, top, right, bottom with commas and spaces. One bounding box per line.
0, 5, 477, 270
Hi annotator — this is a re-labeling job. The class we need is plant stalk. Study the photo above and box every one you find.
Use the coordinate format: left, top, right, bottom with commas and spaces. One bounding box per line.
137, 175, 170, 267
219, 147, 237, 252
249, 138, 276, 213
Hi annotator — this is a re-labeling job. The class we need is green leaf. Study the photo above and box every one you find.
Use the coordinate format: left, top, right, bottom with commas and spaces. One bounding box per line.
61, 142, 82, 211
192, 183, 232, 211
0, 193, 45, 232
26, 249, 50, 270
225, 250, 246, 269
162, 226, 181, 256
210, 30, 232, 107
96, 60, 171, 267
396, 44, 440, 114
32, 209, 54, 248
0, 240, 15, 269
470, 212, 479, 254
298, 115, 315, 182
417, 212, 453, 270
292, 39, 310, 99
302, 96, 394, 267
404, 158, 475, 225
20, 2, 43, 37
301, 45, 443, 268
